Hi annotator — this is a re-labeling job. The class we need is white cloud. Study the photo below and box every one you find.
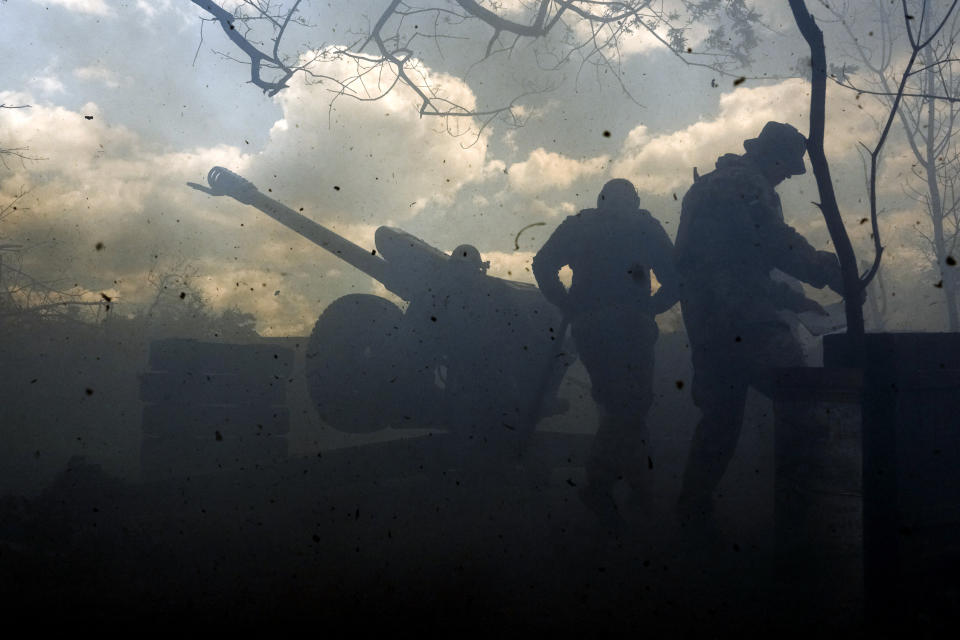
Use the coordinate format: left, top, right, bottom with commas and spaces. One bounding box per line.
252, 50, 492, 224
27, 76, 65, 94
0, 93, 264, 318
483, 249, 574, 289
0, 50, 503, 336
569, 15, 663, 59
135, 0, 172, 19
74, 65, 127, 89
520, 198, 574, 222
611, 78, 877, 196
0, 94, 248, 219
483, 250, 536, 284
30, 0, 112, 16
507, 148, 608, 194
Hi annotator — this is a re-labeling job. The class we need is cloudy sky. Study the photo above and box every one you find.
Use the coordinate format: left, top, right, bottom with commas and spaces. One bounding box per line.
0, 0, 951, 334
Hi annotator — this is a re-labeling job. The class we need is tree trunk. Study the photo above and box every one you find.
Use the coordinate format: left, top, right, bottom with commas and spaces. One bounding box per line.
788, 0, 866, 345
937, 237, 960, 330
921, 60, 960, 330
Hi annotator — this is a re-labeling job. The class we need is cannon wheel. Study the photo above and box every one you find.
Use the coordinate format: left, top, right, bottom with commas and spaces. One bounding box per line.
306, 294, 423, 433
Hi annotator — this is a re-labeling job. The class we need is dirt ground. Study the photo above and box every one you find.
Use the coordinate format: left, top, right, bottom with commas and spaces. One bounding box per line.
0, 443, 903, 635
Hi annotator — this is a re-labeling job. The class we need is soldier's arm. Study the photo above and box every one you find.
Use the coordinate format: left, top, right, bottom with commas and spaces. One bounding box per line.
644, 214, 681, 315
532, 216, 576, 314
753, 200, 842, 293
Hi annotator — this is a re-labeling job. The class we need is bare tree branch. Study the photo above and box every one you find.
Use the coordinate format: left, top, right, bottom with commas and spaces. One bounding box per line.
1, 104, 43, 167
190, 0, 765, 130
827, 0, 960, 328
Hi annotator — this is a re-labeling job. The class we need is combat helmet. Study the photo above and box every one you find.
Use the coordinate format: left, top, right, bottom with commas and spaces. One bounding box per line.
450, 244, 490, 274
597, 178, 640, 210
743, 121, 807, 176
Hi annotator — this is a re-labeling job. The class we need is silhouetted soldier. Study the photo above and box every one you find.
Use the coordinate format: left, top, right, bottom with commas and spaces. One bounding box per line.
533, 179, 679, 526
432, 245, 499, 427
674, 121, 844, 529
418, 244, 526, 472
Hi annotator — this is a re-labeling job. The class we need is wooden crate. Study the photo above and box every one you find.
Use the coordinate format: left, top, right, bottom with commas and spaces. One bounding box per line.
140, 339, 293, 481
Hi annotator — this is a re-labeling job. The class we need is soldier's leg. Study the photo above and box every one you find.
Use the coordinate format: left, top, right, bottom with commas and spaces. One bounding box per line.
678, 356, 749, 520
569, 315, 623, 526
585, 410, 651, 489
620, 357, 657, 501
574, 312, 657, 493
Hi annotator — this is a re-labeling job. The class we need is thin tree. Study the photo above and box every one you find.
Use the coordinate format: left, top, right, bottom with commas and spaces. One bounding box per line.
141, 262, 259, 340
789, 0, 959, 340
821, 0, 960, 330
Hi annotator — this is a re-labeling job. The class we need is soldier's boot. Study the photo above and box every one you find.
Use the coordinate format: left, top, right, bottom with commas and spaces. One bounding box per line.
675, 391, 745, 543
579, 425, 624, 530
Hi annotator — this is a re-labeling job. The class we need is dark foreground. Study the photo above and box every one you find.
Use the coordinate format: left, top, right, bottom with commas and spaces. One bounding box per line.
0, 436, 952, 636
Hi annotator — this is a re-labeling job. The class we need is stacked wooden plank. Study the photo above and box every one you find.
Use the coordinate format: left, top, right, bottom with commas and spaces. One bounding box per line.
772, 366, 865, 621
823, 333, 960, 627
140, 339, 294, 481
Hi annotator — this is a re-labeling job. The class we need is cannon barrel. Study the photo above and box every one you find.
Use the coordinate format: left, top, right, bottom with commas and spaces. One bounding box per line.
199, 166, 425, 298
191, 167, 572, 434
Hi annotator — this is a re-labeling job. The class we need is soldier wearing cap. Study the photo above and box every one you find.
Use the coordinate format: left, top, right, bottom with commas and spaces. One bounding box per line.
534, 179, 679, 527
674, 121, 845, 528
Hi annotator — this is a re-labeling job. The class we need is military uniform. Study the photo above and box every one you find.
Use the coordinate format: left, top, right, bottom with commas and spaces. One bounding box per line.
414, 248, 530, 475
675, 151, 842, 514
534, 194, 678, 504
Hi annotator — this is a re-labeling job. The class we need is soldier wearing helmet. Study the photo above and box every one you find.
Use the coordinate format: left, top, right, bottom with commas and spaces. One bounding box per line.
533, 178, 679, 527
448, 244, 491, 275
418, 243, 525, 473
674, 121, 845, 531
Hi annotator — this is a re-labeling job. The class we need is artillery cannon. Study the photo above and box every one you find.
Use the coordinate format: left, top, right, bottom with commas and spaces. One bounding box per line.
189, 167, 571, 439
